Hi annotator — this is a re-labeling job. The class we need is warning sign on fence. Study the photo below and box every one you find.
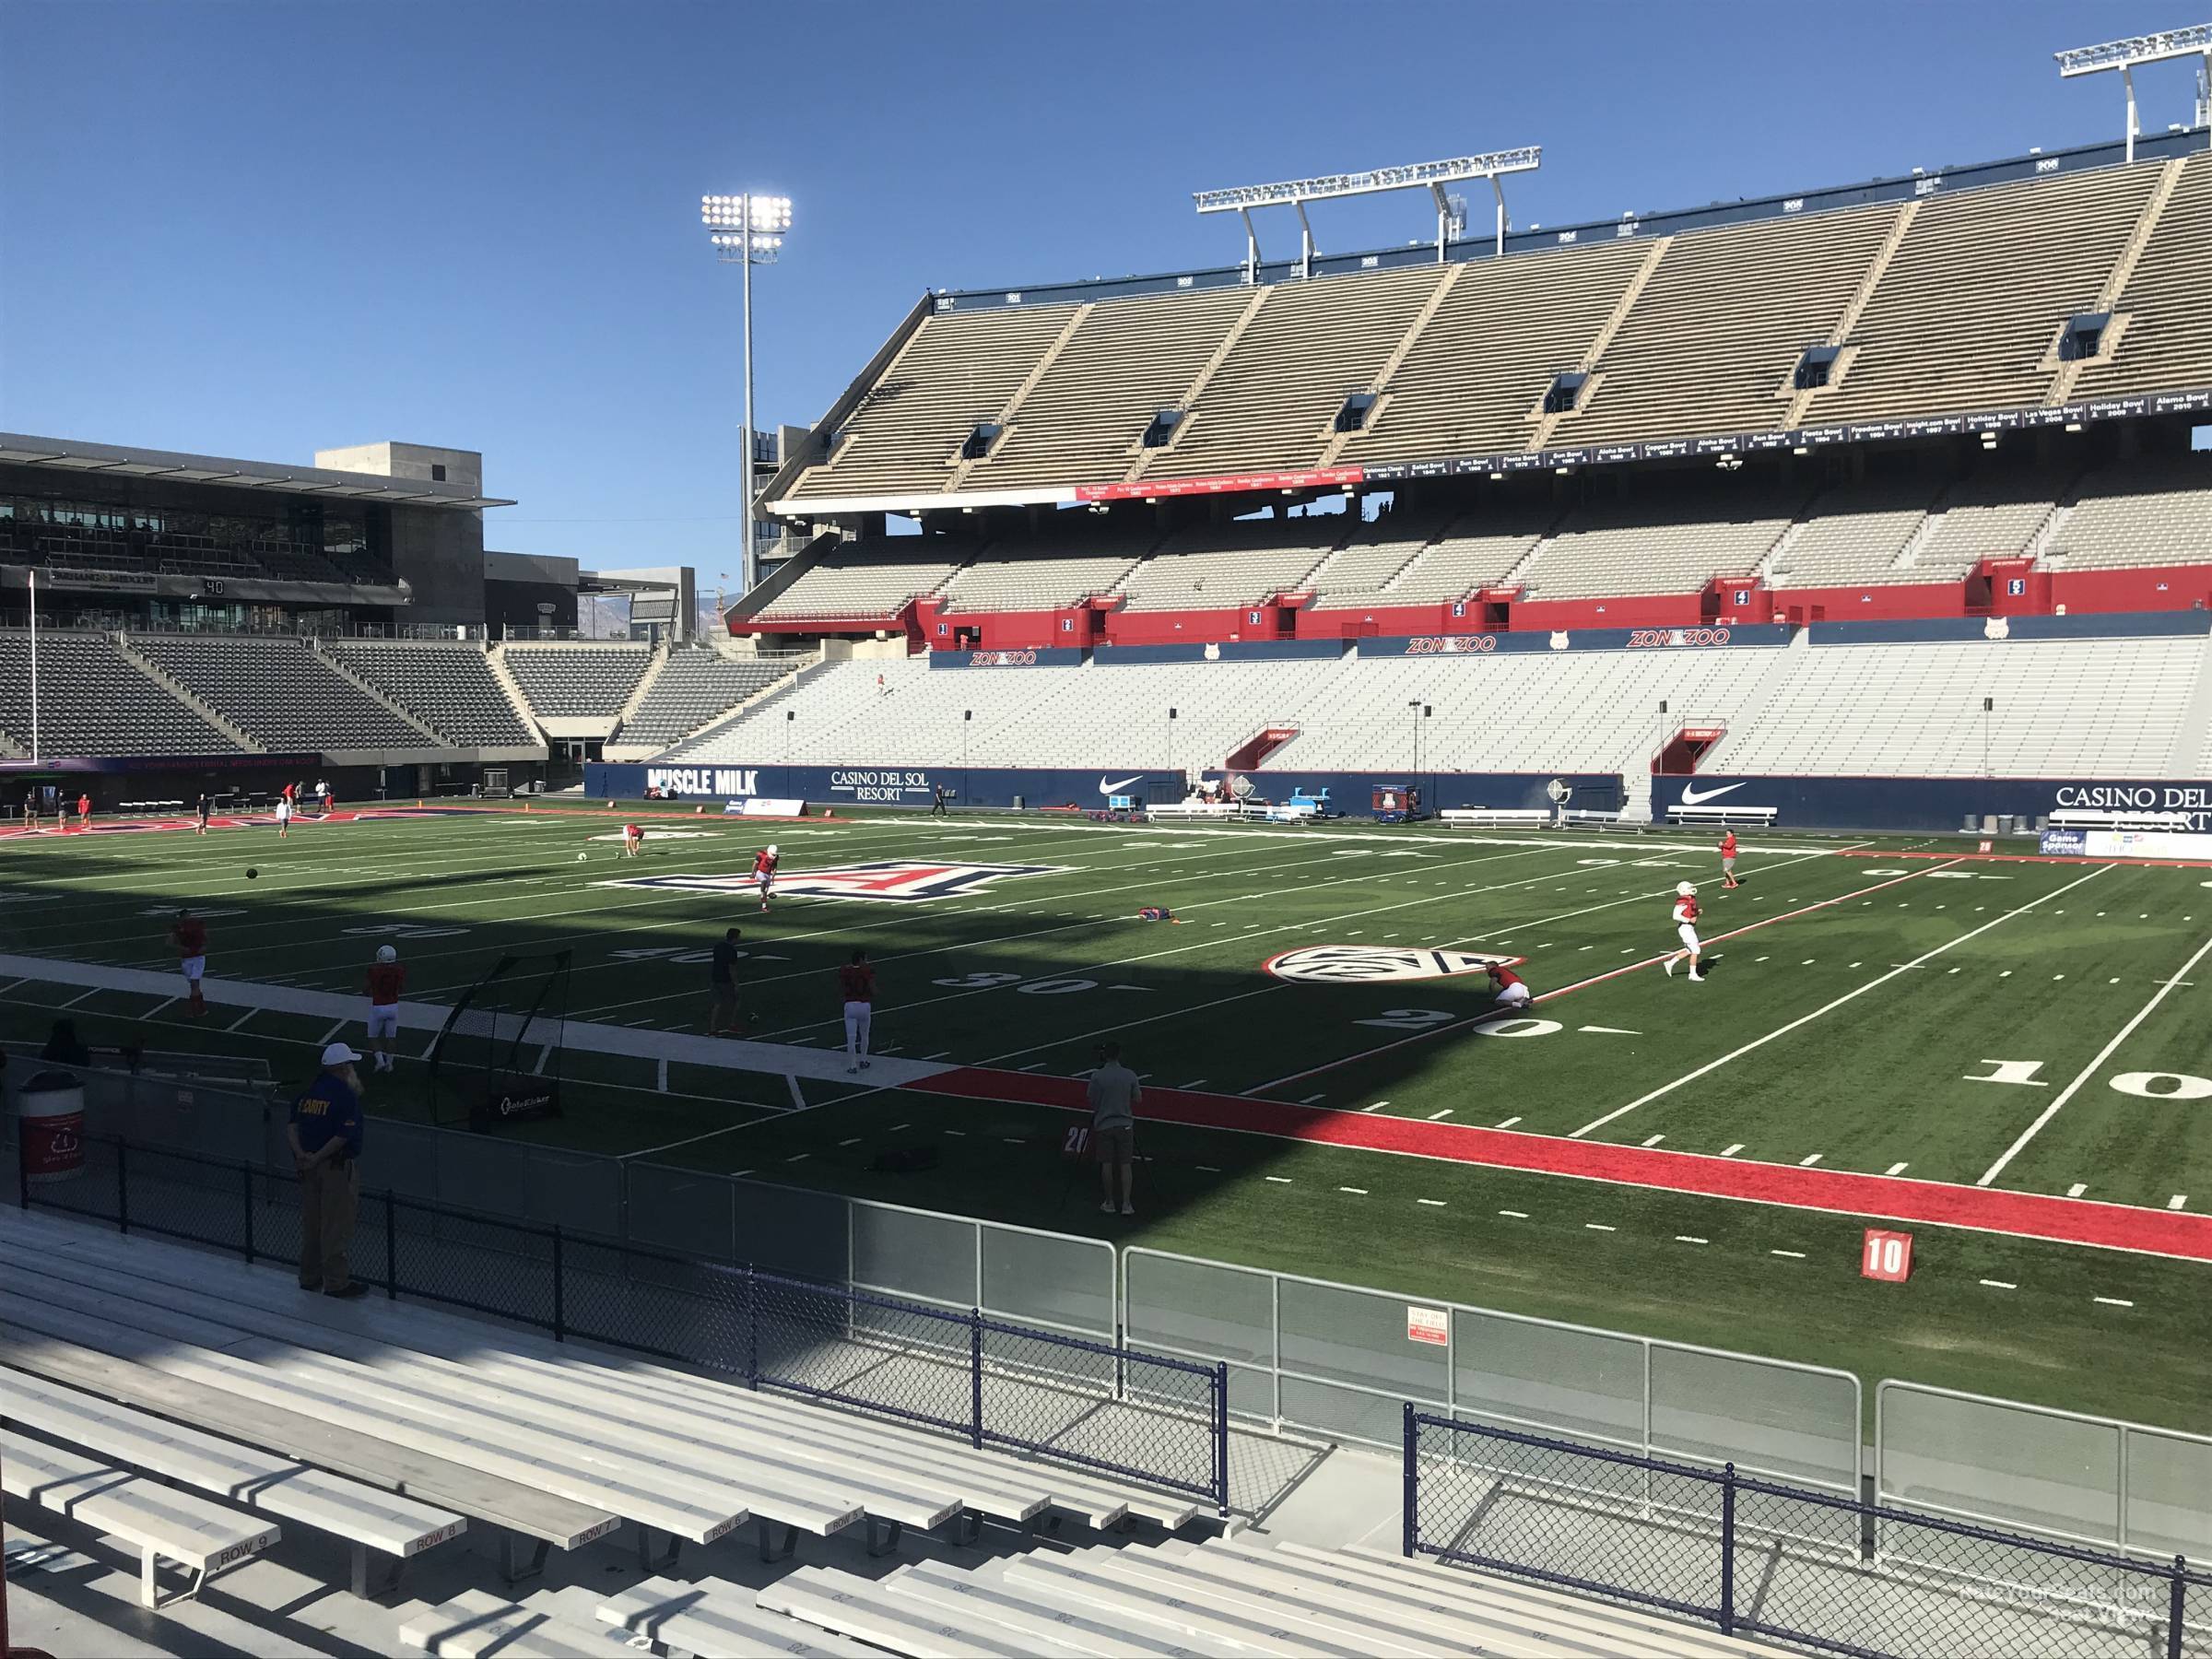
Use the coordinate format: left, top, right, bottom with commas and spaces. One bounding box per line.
1406, 1306, 1450, 1346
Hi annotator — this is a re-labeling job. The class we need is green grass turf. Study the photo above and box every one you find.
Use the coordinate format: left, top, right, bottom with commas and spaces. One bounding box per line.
3, 805, 2208, 1432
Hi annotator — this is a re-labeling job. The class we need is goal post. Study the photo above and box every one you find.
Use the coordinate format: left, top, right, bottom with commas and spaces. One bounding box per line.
427, 949, 571, 1131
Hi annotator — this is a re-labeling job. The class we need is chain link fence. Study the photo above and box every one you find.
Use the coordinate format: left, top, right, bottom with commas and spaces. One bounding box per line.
1406, 1409, 2211, 1658
18, 1132, 1228, 1512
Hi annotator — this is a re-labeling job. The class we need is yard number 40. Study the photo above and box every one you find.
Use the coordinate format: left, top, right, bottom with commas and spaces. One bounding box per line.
1861, 1229, 1914, 1283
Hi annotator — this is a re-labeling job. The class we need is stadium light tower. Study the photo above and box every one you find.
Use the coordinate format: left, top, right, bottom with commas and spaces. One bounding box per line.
1194, 149, 1540, 281
2054, 25, 2212, 163
700, 192, 793, 595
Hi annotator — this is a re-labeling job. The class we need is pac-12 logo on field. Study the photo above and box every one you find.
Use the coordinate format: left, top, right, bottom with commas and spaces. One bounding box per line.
1263, 946, 1523, 984
598, 861, 1065, 903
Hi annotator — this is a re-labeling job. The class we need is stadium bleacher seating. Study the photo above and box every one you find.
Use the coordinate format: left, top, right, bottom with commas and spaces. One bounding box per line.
499, 642, 652, 720
768, 155, 2204, 504
2072, 154, 2212, 402
667, 624, 2207, 785
614, 648, 794, 747
1812, 165, 2163, 422
936, 524, 1153, 614
324, 640, 537, 746
1145, 266, 1445, 481
1711, 634, 2203, 777
966, 286, 1260, 489
750, 538, 968, 622
1117, 513, 1343, 610
0, 629, 240, 756
1564, 204, 1903, 443
1344, 242, 1653, 462
1765, 481, 1933, 589
2050, 455, 2212, 571
793, 305, 1077, 500
131, 633, 430, 750
1516, 488, 1803, 598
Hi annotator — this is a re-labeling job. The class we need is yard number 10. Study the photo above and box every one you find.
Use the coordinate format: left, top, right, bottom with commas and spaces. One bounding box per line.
1861, 1229, 1914, 1284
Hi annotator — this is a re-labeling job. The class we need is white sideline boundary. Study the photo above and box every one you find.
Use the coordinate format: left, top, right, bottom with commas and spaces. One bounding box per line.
0, 953, 958, 1091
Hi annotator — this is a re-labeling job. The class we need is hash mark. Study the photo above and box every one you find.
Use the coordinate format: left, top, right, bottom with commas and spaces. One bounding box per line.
1428, 1109, 1453, 1121
1338, 1186, 1369, 1195
1417, 1198, 1446, 1207
1770, 1250, 1806, 1259
2094, 1297, 2135, 1308
1499, 1209, 1528, 1218
838, 1137, 860, 1147
1181, 1077, 1208, 1089
1887, 1162, 1910, 1176
2067, 1182, 2086, 1197
2170, 1194, 2189, 1211
1720, 1143, 1744, 1157
1584, 1223, 1616, 1232
1641, 1134, 1665, 1147
1675, 1236, 1708, 1245
1799, 1153, 1823, 1167
1300, 1092, 1325, 1105
1265, 1175, 1293, 1184
1979, 1280, 2018, 1290
1196, 1164, 1220, 1172
1495, 1115, 1521, 1128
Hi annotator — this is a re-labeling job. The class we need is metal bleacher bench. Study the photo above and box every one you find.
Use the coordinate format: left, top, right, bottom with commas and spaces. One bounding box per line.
600, 1574, 875, 1657
0, 1425, 278, 1608
0, 1366, 465, 1597
401, 1588, 609, 1658
1668, 802, 1778, 827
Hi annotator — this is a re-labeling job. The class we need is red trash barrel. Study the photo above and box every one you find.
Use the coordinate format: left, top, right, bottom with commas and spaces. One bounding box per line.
17, 1071, 86, 1184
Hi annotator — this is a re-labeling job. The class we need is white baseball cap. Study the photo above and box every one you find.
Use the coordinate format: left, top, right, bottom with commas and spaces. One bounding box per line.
321, 1042, 364, 1067
374, 944, 397, 963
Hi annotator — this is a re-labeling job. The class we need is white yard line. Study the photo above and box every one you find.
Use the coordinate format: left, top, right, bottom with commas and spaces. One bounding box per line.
1570, 865, 2112, 1140
1975, 927, 2212, 1187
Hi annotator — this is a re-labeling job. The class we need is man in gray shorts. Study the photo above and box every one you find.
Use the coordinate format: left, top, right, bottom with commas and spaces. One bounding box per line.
1088, 1041, 1142, 1217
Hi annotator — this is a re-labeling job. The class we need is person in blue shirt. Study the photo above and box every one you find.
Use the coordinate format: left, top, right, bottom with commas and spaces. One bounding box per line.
289, 1041, 367, 1299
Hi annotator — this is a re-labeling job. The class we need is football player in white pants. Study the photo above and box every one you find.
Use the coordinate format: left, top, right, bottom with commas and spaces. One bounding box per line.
1664, 881, 1705, 982
1486, 961, 1533, 1010
365, 945, 405, 1072
839, 948, 875, 1072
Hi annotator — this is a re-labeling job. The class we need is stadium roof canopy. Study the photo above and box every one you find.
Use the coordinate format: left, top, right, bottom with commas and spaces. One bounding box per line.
0, 432, 514, 511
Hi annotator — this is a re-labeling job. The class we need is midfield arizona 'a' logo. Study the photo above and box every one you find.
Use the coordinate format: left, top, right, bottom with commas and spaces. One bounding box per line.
1263, 945, 1522, 984
597, 860, 1065, 904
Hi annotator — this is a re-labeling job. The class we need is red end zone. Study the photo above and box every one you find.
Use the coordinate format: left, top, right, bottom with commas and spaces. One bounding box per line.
905, 1066, 2212, 1263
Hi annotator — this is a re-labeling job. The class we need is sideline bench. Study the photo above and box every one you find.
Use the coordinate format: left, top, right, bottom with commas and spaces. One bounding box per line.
1668, 803, 1778, 828
0, 1365, 465, 1597
1440, 807, 1551, 828
599, 1574, 877, 1657
399, 1589, 606, 1658
0, 1425, 277, 1608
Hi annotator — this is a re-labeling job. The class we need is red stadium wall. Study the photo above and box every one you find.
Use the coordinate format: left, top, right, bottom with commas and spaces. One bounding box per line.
763, 560, 2212, 651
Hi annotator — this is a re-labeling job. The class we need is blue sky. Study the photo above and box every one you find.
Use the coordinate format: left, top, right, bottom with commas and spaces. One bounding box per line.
0, 0, 2201, 584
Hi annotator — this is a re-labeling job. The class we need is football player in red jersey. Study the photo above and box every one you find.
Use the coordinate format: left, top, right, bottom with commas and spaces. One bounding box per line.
621, 821, 643, 858
365, 945, 406, 1073
1664, 881, 1705, 982
1719, 829, 1742, 889
1485, 961, 1533, 1011
171, 909, 210, 1017
753, 844, 780, 912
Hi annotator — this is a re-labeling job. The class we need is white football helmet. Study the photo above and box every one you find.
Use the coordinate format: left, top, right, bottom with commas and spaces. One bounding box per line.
766, 844, 779, 857
375, 945, 397, 963
1676, 881, 1696, 897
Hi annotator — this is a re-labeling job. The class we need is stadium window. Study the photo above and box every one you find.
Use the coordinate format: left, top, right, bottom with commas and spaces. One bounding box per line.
2058, 312, 2111, 362
1542, 372, 1589, 416
1141, 408, 1184, 449
1335, 393, 1378, 434
960, 421, 1004, 461
430, 463, 447, 482
1793, 347, 1841, 391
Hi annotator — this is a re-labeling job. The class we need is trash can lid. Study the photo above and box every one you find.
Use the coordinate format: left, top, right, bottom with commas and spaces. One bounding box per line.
23, 1070, 86, 1093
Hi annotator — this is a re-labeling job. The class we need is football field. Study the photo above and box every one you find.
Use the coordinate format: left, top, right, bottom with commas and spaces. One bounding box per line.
4, 802, 2209, 1432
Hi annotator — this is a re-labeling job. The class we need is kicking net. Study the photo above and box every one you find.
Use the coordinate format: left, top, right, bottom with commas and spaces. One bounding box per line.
427, 949, 571, 1129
